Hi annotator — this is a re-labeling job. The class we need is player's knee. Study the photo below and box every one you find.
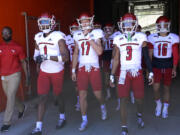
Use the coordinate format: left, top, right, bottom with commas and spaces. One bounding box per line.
79, 91, 87, 100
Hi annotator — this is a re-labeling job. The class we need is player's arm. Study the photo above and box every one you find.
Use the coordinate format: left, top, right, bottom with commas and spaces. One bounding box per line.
33, 43, 40, 61
111, 45, 119, 75
172, 43, 179, 78
71, 41, 79, 81
33, 43, 41, 73
147, 42, 154, 60
89, 38, 103, 55
109, 45, 119, 87
49, 39, 69, 62
112, 44, 116, 58
142, 41, 153, 85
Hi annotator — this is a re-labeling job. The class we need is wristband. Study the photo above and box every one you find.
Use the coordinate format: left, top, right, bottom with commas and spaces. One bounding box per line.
47, 55, 50, 60
58, 56, 62, 62
110, 74, 114, 83
148, 72, 154, 79
72, 68, 76, 73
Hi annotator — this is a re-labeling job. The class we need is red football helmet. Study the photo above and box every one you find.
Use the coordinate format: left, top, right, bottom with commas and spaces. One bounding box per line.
69, 22, 79, 35
93, 22, 102, 29
77, 12, 94, 31
37, 13, 56, 33
156, 16, 170, 33
118, 13, 138, 35
103, 23, 114, 35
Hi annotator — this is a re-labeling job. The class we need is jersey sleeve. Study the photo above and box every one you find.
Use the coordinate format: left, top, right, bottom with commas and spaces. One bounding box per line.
34, 32, 42, 44
147, 34, 154, 49
113, 36, 119, 46
139, 33, 147, 45
54, 31, 66, 41
92, 29, 104, 40
73, 31, 80, 42
172, 33, 180, 45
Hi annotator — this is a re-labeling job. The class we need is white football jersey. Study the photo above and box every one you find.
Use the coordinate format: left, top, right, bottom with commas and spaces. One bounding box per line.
66, 34, 75, 61
113, 32, 147, 70
104, 31, 121, 51
73, 29, 104, 68
34, 31, 66, 73
148, 33, 179, 58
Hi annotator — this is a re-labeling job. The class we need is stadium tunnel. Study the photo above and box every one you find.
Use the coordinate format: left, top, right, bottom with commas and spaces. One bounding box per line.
0, 0, 179, 111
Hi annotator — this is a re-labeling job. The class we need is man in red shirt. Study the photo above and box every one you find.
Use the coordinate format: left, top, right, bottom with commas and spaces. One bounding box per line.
0, 26, 29, 132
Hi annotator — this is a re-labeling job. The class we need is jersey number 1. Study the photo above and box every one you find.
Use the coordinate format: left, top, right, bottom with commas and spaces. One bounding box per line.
81, 41, 90, 55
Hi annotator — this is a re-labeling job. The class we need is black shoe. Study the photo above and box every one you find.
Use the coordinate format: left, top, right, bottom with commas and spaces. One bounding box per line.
18, 104, 26, 119
137, 113, 144, 128
1, 125, 11, 132
30, 128, 42, 135
56, 119, 66, 129
121, 127, 128, 135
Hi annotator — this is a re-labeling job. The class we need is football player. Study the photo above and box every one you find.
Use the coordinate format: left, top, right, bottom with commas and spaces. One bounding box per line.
31, 13, 69, 135
148, 16, 179, 118
93, 22, 102, 29
110, 13, 154, 135
102, 23, 114, 100
72, 12, 107, 131
66, 22, 80, 111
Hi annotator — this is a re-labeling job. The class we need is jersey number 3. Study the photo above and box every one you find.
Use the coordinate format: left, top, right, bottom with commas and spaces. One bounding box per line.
126, 46, 132, 61
81, 41, 90, 55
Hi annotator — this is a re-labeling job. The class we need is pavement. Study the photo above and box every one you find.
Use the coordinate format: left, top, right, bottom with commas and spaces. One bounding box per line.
0, 74, 180, 135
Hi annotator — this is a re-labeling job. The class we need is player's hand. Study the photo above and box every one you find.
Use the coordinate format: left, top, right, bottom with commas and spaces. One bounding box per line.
109, 74, 115, 88
72, 72, 77, 82
172, 68, 177, 78
36, 55, 47, 64
148, 72, 154, 85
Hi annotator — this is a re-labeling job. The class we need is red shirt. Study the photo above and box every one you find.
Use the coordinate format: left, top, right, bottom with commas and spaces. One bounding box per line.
0, 40, 26, 76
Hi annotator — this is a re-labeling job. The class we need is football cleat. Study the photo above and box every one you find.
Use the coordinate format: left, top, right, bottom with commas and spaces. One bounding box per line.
121, 127, 128, 135
30, 128, 42, 135
79, 120, 88, 132
56, 119, 66, 129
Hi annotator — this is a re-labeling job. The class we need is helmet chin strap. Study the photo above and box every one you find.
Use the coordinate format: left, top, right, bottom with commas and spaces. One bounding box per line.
81, 26, 92, 31
43, 29, 51, 34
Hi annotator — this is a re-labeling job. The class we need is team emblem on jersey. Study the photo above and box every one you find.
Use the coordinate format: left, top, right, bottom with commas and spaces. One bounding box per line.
11, 49, 15, 53
133, 38, 138, 41
119, 37, 124, 41
90, 34, 94, 38
48, 38, 52, 41
168, 37, 171, 40
78, 33, 81, 36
